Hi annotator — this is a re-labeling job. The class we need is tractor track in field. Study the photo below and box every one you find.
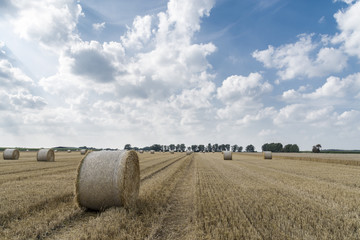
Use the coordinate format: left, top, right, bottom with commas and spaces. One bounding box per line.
0, 167, 77, 186
147, 154, 196, 240
140, 155, 188, 183
0, 162, 79, 176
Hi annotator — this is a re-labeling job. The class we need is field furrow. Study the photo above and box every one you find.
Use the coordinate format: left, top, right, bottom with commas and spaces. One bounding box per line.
147, 154, 196, 240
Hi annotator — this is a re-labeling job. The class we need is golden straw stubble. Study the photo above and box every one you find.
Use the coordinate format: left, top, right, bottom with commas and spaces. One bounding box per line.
75, 150, 140, 211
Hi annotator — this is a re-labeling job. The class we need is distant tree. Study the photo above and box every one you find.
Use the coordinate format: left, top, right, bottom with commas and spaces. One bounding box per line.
312, 144, 321, 153
246, 144, 255, 152
290, 144, 299, 152
151, 144, 162, 152
191, 145, 198, 152
225, 144, 230, 151
169, 144, 175, 151
213, 143, 219, 152
231, 144, 238, 152
262, 142, 283, 152
180, 144, 186, 152
261, 143, 268, 152
238, 146, 243, 152
198, 145, 205, 152
207, 143, 212, 152
283, 144, 292, 152
124, 144, 132, 150
218, 144, 225, 151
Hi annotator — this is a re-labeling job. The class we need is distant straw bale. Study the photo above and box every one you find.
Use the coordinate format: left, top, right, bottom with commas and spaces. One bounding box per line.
223, 151, 232, 160
37, 149, 55, 162
263, 151, 272, 159
3, 149, 20, 160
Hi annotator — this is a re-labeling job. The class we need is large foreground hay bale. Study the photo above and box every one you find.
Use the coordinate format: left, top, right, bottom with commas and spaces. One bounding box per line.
80, 149, 88, 155
37, 149, 55, 161
263, 151, 272, 159
223, 151, 232, 160
75, 150, 140, 211
3, 149, 20, 160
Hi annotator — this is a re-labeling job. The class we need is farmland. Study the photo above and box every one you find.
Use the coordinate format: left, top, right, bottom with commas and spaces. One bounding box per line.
1, 151, 360, 239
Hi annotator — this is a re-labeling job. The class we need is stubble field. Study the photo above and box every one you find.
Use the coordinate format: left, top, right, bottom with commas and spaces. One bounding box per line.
1, 151, 360, 240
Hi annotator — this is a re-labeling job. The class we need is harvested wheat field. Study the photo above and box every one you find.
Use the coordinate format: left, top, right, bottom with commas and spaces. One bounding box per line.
1, 151, 360, 240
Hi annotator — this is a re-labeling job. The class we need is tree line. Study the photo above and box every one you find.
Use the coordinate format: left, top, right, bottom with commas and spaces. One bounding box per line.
124, 143, 258, 152
261, 143, 300, 152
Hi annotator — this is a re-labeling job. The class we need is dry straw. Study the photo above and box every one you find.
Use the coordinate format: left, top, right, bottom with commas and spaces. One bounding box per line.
80, 149, 88, 155
263, 151, 272, 159
75, 150, 140, 211
3, 149, 20, 160
139, 150, 144, 153
150, 150, 155, 154
67, 150, 71, 153
223, 151, 232, 160
186, 151, 192, 155
37, 149, 55, 162
170, 151, 174, 154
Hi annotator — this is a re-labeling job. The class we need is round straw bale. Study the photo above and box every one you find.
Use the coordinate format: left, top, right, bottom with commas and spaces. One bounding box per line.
3, 149, 20, 160
170, 151, 174, 154
150, 150, 155, 154
80, 149, 87, 155
139, 150, 144, 153
263, 151, 272, 159
223, 151, 232, 160
75, 150, 140, 211
67, 150, 71, 153
186, 151, 192, 155
37, 149, 55, 162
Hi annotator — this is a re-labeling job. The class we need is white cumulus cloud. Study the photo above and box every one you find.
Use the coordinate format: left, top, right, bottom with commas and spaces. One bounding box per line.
332, 1, 360, 59
253, 34, 348, 81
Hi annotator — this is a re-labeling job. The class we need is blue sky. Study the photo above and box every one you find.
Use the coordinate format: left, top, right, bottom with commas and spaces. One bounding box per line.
0, 0, 359, 150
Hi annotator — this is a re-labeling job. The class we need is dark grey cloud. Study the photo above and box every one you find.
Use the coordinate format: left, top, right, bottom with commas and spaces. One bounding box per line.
71, 48, 116, 83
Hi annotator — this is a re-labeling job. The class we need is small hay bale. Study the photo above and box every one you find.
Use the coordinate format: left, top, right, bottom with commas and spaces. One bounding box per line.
139, 150, 144, 153
80, 149, 88, 155
170, 151, 174, 154
75, 150, 140, 211
150, 150, 155, 154
3, 149, 20, 160
223, 151, 232, 160
263, 151, 272, 159
67, 150, 71, 153
37, 149, 55, 162
186, 151, 192, 155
